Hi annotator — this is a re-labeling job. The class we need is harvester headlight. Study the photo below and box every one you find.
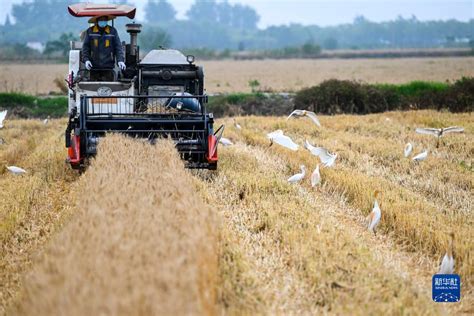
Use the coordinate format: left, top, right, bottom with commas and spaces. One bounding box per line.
186, 55, 195, 64
97, 86, 112, 96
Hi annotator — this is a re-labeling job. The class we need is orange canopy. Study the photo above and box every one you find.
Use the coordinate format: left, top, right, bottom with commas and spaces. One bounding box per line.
68, 3, 136, 19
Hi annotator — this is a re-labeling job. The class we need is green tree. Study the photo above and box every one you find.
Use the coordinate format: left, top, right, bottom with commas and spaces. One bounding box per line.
139, 26, 172, 51
186, 0, 218, 23
216, 0, 232, 27
230, 4, 259, 30
145, 0, 177, 24
323, 37, 338, 50
302, 42, 321, 55
44, 33, 77, 58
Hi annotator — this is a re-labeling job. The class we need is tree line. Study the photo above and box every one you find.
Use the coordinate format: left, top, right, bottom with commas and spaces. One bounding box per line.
0, 0, 472, 56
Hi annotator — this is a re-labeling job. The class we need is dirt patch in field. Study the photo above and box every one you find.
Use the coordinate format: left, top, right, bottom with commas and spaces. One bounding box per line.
13, 135, 218, 315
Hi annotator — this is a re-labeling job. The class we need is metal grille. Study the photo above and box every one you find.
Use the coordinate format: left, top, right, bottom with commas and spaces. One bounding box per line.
79, 94, 211, 165
83, 95, 206, 116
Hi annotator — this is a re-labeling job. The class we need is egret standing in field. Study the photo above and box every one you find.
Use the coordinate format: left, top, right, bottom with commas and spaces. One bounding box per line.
288, 165, 306, 183
6, 166, 27, 175
0, 110, 7, 129
412, 150, 428, 162
304, 140, 337, 167
219, 137, 233, 146
287, 109, 321, 127
416, 126, 464, 148
311, 164, 321, 188
438, 232, 455, 274
367, 190, 382, 235
404, 143, 413, 158
267, 130, 299, 151
233, 119, 242, 130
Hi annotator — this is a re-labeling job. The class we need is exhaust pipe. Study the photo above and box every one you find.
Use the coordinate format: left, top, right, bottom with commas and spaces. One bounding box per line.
126, 23, 142, 56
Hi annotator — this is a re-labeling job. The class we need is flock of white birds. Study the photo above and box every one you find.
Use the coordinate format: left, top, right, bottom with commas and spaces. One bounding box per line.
219, 109, 464, 275
0, 107, 462, 275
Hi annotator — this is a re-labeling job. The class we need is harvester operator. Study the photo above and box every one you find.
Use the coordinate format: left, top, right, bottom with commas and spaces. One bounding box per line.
82, 15, 126, 81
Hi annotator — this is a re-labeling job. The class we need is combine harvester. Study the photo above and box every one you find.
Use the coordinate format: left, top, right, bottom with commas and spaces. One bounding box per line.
65, 3, 222, 170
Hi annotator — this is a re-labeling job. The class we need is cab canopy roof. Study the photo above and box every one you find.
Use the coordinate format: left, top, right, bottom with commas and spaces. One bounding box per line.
68, 3, 136, 19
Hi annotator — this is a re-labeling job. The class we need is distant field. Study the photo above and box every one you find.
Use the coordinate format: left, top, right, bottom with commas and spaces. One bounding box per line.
0, 57, 473, 95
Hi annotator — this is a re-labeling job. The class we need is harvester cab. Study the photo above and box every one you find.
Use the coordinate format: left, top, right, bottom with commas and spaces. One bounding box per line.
65, 3, 222, 170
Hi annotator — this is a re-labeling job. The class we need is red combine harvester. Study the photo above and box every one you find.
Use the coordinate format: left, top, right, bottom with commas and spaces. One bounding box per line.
65, 3, 223, 170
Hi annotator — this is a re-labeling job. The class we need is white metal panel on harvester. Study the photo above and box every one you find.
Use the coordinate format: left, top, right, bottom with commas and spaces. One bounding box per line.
68, 50, 80, 114
140, 49, 188, 65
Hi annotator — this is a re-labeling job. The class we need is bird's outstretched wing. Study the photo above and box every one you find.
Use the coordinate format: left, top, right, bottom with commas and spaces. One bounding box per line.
272, 134, 299, 151
415, 127, 440, 137
315, 148, 334, 165
305, 111, 321, 127
0, 110, 7, 127
443, 126, 464, 134
286, 109, 303, 120
305, 141, 335, 165
267, 130, 284, 139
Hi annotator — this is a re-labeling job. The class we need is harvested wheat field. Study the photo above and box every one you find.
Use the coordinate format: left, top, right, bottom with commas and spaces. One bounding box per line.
12, 135, 218, 315
1, 57, 474, 94
0, 110, 472, 315
0, 118, 78, 314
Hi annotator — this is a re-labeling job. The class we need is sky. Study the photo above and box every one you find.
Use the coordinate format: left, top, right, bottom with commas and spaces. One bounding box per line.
0, 0, 472, 27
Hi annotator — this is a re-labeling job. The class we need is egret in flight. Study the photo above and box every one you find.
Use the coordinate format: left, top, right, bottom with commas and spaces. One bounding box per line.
304, 140, 337, 167
267, 130, 299, 151
0, 110, 7, 129
416, 126, 464, 147
286, 109, 321, 127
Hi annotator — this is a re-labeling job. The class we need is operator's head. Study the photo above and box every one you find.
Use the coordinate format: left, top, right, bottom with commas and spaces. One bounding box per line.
97, 16, 108, 29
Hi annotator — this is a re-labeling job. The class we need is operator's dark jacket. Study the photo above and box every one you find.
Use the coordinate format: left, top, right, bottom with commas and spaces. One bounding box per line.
82, 25, 124, 69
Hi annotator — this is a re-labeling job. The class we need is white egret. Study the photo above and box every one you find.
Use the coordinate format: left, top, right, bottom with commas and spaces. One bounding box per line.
219, 137, 233, 146
438, 232, 455, 274
43, 118, 49, 125
288, 165, 305, 183
311, 164, 321, 188
416, 126, 464, 147
304, 140, 337, 167
233, 119, 242, 130
267, 130, 299, 151
0, 110, 7, 129
367, 190, 382, 235
404, 143, 413, 157
412, 150, 428, 162
7, 166, 27, 175
286, 109, 321, 127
